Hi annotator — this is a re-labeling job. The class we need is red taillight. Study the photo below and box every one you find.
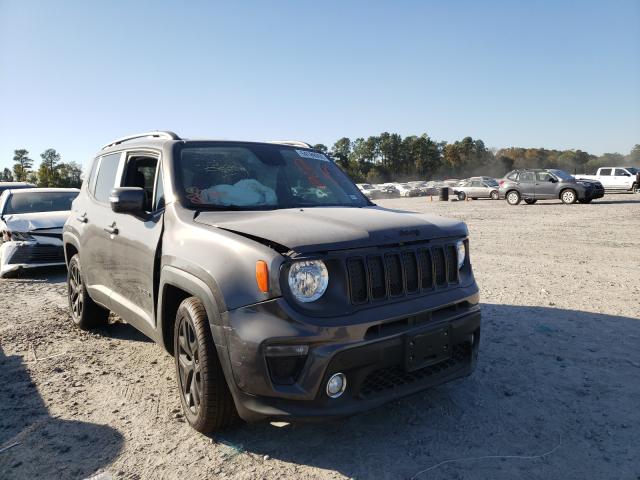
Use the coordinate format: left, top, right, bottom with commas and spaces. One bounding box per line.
499, 180, 505, 186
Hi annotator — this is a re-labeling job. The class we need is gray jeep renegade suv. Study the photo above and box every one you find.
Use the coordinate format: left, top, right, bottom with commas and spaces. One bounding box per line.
64, 131, 481, 433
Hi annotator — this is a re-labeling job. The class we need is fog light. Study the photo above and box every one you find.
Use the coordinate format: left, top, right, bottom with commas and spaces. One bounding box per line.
326, 372, 347, 398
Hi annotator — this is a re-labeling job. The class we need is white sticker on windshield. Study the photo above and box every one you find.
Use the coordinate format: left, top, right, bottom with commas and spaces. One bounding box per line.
296, 149, 329, 162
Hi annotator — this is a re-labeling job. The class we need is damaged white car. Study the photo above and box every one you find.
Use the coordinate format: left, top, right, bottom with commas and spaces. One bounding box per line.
0, 188, 79, 277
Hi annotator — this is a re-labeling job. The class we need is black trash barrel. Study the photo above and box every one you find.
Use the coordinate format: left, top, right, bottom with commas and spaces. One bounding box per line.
439, 187, 449, 201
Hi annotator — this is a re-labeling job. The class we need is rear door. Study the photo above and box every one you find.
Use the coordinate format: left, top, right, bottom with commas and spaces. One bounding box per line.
597, 168, 613, 188
518, 171, 536, 198
81, 152, 124, 308
107, 151, 165, 335
534, 171, 557, 199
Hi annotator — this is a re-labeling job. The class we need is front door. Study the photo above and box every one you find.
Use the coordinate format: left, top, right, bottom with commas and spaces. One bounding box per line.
613, 168, 630, 189
108, 151, 165, 334
534, 171, 557, 199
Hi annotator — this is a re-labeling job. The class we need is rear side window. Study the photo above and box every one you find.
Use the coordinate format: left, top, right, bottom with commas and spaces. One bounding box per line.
506, 172, 518, 181
93, 153, 121, 203
519, 172, 535, 183
599, 168, 612, 176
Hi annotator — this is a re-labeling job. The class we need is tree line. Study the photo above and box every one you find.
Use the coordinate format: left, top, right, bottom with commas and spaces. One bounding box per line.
3, 138, 639, 187
1, 149, 82, 188
312, 135, 640, 183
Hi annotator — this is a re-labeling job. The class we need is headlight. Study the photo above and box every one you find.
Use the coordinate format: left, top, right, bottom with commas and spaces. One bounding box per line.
287, 260, 329, 303
456, 240, 466, 269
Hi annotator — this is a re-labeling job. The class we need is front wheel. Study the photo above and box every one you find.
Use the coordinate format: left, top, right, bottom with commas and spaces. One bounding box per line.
561, 189, 577, 204
67, 254, 109, 330
524, 199, 537, 205
174, 297, 239, 433
490, 190, 499, 200
506, 190, 521, 205
457, 191, 466, 201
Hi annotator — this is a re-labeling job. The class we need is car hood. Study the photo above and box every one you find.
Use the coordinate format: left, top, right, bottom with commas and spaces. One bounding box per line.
194, 206, 467, 253
2, 211, 70, 233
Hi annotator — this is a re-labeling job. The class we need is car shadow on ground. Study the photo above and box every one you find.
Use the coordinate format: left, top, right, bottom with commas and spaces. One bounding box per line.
215, 304, 639, 480
100, 321, 153, 343
0, 346, 123, 480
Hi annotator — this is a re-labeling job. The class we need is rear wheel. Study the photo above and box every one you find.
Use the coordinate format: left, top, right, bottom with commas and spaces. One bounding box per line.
506, 190, 521, 205
457, 191, 466, 201
490, 190, 499, 200
67, 254, 109, 330
174, 297, 239, 433
524, 199, 537, 205
560, 189, 577, 204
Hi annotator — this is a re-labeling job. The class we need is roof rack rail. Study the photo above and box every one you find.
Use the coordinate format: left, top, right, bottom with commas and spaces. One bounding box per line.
101, 131, 181, 150
268, 140, 313, 149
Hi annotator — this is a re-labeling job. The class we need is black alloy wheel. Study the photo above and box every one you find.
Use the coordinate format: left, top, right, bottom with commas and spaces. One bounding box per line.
176, 313, 203, 416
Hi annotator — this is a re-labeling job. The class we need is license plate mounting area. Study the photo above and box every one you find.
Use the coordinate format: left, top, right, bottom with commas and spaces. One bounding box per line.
404, 326, 451, 372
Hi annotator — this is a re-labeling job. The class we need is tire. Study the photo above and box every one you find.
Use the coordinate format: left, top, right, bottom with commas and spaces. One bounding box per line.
67, 254, 109, 330
490, 190, 499, 200
174, 297, 239, 433
524, 199, 537, 205
578, 198, 592, 204
506, 190, 521, 205
560, 189, 577, 204
457, 191, 466, 201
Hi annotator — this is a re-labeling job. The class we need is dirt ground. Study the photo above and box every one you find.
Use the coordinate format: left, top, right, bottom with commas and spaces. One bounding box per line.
1, 193, 639, 480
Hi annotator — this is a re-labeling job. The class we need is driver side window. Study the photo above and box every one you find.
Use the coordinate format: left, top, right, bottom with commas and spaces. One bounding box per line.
121, 153, 160, 212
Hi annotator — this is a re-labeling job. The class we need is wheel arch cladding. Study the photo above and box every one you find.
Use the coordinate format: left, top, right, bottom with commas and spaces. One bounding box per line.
158, 266, 226, 355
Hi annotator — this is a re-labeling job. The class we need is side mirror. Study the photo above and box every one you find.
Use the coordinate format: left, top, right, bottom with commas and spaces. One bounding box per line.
549, 177, 557, 183
109, 187, 145, 215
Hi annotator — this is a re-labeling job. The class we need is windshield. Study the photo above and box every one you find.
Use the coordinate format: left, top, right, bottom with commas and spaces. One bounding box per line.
625, 167, 638, 174
3, 191, 78, 215
549, 169, 574, 180
176, 144, 369, 210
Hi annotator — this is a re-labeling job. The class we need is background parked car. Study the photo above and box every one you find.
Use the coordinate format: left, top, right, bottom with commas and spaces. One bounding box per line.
454, 178, 500, 200
499, 169, 604, 205
355, 183, 383, 199
376, 184, 400, 198
0, 182, 35, 196
575, 167, 639, 193
395, 183, 422, 197
0, 188, 79, 277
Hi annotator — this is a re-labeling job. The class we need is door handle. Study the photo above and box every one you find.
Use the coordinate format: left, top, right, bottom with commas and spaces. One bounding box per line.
104, 223, 119, 235
77, 213, 88, 223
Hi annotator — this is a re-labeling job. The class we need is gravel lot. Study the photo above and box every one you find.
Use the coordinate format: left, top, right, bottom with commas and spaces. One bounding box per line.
1, 194, 639, 480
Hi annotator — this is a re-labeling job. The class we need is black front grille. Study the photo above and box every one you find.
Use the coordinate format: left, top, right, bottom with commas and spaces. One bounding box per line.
347, 243, 459, 305
359, 342, 471, 398
7, 245, 64, 265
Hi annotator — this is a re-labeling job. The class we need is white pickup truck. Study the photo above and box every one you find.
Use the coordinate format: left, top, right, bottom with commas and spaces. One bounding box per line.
575, 167, 639, 193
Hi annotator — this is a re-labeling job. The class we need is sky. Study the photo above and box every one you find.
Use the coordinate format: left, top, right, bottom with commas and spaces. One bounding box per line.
1, 0, 639, 171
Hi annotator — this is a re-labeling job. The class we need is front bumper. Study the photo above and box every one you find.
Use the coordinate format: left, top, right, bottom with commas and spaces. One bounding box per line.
220, 285, 481, 422
0, 241, 65, 277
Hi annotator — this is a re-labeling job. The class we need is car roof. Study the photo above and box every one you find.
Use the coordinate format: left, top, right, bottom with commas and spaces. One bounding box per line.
98, 132, 318, 156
